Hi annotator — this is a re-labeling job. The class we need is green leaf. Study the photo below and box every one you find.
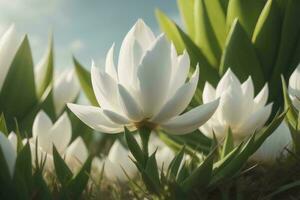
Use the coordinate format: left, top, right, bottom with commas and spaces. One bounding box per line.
32, 171, 52, 200
252, 0, 282, 78
227, 0, 266, 37
53, 145, 73, 186
167, 146, 185, 179
290, 32, 300, 74
176, 25, 220, 89
203, 0, 227, 49
143, 152, 161, 193
15, 143, 33, 191
124, 128, 145, 166
221, 129, 234, 158
68, 156, 93, 198
270, 0, 300, 98
73, 57, 98, 106
220, 20, 265, 92
281, 76, 297, 128
265, 180, 300, 199
177, 0, 196, 40
181, 151, 214, 192
0, 114, 8, 135
36, 35, 54, 98
0, 36, 37, 129
194, 0, 222, 68
155, 9, 185, 54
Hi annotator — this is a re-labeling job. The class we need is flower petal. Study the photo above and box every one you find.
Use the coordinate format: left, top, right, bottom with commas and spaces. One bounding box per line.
216, 68, 241, 97
151, 66, 199, 123
65, 137, 88, 172
202, 82, 216, 103
254, 83, 269, 109
32, 110, 52, 139
161, 99, 219, 135
118, 84, 143, 121
137, 35, 172, 117
103, 109, 130, 125
105, 43, 118, 81
50, 112, 72, 153
8, 132, 17, 151
236, 103, 273, 139
67, 103, 123, 133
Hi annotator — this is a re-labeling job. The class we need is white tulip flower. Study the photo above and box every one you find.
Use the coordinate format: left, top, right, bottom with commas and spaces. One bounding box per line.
68, 19, 219, 135
251, 122, 292, 163
289, 63, 300, 110
8, 132, 17, 151
200, 69, 272, 141
0, 132, 17, 177
0, 25, 22, 90
53, 69, 80, 115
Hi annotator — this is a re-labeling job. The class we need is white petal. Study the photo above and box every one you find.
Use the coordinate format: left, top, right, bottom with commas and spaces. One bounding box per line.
105, 140, 137, 182
216, 68, 241, 97
289, 63, 300, 98
105, 44, 118, 81
53, 69, 80, 115
103, 109, 130, 125
169, 50, 190, 95
0, 25, 21, 90
8, 132, 17, 151
251, 122, 292, 163
236, 103, 273, 139
254, 84, 269, 109
218, 84, 245, 127
137, 35, 172, 117
0, 132, 16, 177
151, 66, 199, 123
91, 63, 121, 112
161, 99, 219, 135
67, 103, 123, 133
65, 137, 88, 172
118, 19, 155, 87
241, 77, 254, 99
202, 82, 216, 103
32, 110, 52, 139
118, 84, 143, 121
50, 112, 72, 153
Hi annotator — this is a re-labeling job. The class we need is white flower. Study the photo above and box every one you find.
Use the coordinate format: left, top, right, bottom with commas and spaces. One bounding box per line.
65, 137, 89, 172
27, 110, 72, 169
0, 25, 22, 90
289, 63, 300, 110
0, 132, 17, 177
251, 122, 292, 163
103, 140, 137, 182
200, 69, 272, 141
53, 69, 80, 115
8, 131, 17, 151
68, 19, 219, 135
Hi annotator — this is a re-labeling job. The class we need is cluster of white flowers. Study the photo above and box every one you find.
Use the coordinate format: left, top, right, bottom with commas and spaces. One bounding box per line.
0, 19, 297, 181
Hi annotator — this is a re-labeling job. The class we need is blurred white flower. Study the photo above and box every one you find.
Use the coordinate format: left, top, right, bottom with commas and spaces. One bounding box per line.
200, 69, 272, 141
0, 132, 17, 177
68, 19, 219, 135
27, 110, 71, 170
103, 140, 137, 182
53, 69, 80, 115
251, 122, 292, 163
289, 63, 300, 110
65, 137, 89, 172
8, 131, 17, 151
0, 25, 22, 90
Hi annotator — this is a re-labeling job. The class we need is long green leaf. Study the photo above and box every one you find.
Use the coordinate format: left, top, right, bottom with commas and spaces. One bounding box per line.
177, 0, 196, 40
73, 57, 98, 106
252, 0, 282, 78
226, 0, 266, 37
155, 9, 185, 54
0, 36, 37, 129
220, 20, 265, 92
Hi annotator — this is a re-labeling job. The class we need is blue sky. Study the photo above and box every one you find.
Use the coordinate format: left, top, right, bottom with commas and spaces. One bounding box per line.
0, 0, 180, 69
